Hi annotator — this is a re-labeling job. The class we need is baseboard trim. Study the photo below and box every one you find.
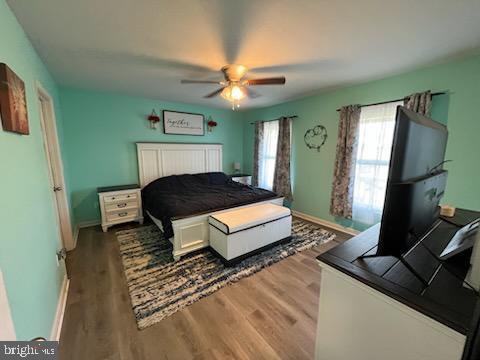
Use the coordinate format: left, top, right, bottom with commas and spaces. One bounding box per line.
291, 210, 360, 236
50, 275, 69, 341
78, 220, 101, 228
73, 220, 101, 247
72, 226, 79, 249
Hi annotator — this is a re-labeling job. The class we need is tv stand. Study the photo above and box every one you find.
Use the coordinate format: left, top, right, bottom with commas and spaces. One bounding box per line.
359, 253, 431, 286
360, 215, 479, 289
315, 208, 480, 360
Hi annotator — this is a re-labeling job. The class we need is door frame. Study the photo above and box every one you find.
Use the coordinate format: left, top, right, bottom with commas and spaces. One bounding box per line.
0, 269, 16, 340
36, 82, 75, 251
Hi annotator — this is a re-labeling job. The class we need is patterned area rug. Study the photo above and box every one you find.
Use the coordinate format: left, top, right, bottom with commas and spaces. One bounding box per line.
116, 218, 335, 330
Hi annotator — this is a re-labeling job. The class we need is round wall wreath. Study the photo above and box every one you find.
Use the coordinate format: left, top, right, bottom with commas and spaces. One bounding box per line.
304, 125, 328, 152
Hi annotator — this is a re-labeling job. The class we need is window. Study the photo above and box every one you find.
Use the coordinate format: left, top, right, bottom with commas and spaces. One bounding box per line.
258, 120, 279, 190
352, 101, 403, 225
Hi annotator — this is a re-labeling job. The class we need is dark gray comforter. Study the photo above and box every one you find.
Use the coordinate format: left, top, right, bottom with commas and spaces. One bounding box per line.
142, 172, 278, 238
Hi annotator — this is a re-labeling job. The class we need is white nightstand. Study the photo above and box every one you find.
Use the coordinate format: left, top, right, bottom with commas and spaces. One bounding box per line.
98, 185, 143, 232
230, 174, 252, 186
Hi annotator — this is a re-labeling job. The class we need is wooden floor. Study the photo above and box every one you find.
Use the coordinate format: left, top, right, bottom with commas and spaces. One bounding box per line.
59, 218, 351, 360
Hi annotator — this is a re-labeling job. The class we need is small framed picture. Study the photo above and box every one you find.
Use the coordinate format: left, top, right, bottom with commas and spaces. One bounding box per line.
163, 110, 204, 136
0, 63, 29, 135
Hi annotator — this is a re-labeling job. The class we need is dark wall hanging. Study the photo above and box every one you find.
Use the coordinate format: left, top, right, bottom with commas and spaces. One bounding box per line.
304, 125, 327, 152
147, 109, 160, 129
0, 63, 29, 135
206, 116, 217, 132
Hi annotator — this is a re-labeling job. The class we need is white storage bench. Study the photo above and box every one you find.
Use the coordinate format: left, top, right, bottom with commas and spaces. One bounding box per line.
208, 203, 292, 265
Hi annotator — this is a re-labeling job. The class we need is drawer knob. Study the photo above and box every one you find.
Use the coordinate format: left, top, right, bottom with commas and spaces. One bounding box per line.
117, 203, 127, 208
118, 212, 128, 217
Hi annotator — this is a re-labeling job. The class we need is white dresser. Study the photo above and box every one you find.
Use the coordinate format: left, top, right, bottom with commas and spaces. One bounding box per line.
98, 185, 143, 232
314, 223, 474, 360
230, 174, 252, 185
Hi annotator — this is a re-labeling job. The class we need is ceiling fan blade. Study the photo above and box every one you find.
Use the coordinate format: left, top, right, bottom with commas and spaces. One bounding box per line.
245, 87, 261, 99
82, 49, 217, 73
251, 60, 336, 73
204, 87, 225, 98
181, 80, 223, 84
246, 77, 286, 85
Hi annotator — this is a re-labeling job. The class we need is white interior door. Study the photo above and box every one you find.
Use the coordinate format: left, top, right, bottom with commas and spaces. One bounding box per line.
0, 270, 16, 340
37, 83, 75, 251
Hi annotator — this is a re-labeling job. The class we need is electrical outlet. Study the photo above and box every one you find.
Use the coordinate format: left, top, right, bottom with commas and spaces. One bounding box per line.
56, 248, 67, 266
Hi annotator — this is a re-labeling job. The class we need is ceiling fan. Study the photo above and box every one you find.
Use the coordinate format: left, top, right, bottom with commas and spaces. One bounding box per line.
181, 64, 286, 109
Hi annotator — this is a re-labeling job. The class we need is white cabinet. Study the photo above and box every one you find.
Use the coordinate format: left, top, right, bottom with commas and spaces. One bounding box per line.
315, 262, 466, 360
98, 186, 143, 232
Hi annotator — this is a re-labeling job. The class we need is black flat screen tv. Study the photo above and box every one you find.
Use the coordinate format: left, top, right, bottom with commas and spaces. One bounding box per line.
377, 106, 449, 257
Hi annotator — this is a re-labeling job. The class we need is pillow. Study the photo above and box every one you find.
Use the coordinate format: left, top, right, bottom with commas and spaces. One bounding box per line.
205, 172, 229, 185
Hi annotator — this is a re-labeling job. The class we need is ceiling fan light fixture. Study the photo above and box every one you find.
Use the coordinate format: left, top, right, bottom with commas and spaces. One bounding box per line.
221, 84, 246, 102
181, 63, 285, 110
231, 85, 246, 100
220, 84, 246, 110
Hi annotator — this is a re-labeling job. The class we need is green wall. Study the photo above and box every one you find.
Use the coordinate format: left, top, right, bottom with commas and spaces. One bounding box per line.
243, 55, 480, 230
61, 55, 480, 230
2, 0, 479, 342
60, 88, 245, 224
0, 0, 66, 339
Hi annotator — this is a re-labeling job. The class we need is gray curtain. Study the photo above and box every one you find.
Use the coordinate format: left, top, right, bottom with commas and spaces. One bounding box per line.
404, 90, 432, 116
330, 105, 361, 219
273, 117, 293, 201
252, 121, 264, 187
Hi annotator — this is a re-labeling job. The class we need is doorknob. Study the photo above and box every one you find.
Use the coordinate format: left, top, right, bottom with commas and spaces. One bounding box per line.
53, 186, 62, 192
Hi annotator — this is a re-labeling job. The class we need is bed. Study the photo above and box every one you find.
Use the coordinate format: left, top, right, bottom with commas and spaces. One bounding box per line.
137, 143, 284, 260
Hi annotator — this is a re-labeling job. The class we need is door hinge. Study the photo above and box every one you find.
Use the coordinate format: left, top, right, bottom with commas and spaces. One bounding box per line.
53, 186, 63, 192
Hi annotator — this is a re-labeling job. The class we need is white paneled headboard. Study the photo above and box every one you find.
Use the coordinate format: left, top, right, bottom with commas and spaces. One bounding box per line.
136, 143, 223, 187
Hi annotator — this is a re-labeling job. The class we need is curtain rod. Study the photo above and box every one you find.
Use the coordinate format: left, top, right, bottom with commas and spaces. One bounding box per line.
335, 91, 447, 112
250, 115, 298, 125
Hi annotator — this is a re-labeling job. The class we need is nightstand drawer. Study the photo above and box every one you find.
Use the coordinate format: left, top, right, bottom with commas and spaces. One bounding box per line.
104, 192, 137, 203
105, 200, 138, 212
106, 209, 139, 223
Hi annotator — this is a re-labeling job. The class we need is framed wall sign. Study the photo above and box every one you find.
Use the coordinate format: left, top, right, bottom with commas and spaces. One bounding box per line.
0, 63, 29, 135
163, 110, 204, 136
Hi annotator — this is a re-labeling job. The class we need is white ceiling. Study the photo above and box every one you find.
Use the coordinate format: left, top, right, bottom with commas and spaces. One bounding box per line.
7, 0, 480, 109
